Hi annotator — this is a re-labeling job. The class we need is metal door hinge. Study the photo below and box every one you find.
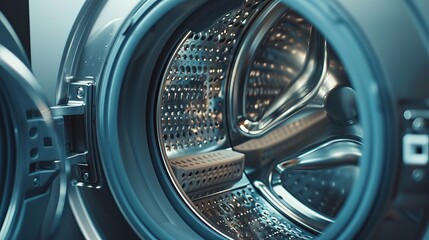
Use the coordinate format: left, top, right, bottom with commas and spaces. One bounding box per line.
51, 80, 102, 188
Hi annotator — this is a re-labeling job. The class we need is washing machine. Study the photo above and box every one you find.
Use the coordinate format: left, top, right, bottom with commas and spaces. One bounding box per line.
1, 0, 429, 239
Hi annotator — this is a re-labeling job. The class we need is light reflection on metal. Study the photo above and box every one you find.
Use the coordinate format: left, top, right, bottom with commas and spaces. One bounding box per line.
265, 140, 361, 231
156, 0, 360, 237
229, 8, 328, 137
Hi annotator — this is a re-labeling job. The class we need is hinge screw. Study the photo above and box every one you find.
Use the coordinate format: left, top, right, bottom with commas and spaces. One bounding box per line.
33, 177, 40, 187
411, 169, 425, 182
83, 171, 89, 181
412, 118, 426, 132
76, 87, 85, 99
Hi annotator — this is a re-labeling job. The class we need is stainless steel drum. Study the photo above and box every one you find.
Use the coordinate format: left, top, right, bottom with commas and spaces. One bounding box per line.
156, 1, 361, 237
36, 0, 429, 239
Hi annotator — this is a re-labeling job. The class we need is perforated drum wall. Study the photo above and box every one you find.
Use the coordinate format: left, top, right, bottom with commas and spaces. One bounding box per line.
159, 0, 269, 158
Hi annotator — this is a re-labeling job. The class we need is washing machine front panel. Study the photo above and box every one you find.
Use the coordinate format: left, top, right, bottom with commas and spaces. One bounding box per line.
0, 12, 66, 239
51, 0, 429, 239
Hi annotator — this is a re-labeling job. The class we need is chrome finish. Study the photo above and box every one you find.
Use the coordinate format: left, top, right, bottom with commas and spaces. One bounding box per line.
189, 174, 251, 201
267, 140, 361, 231
194, 183, 314, 239
51, 104, 84, 116
52, 80, 101, 187
235, 110, 362, 169
170, 149, 244, 193
254, 181, 330, 233
234, 110, 327, 168
158, 0, 271, 158
41, 0, 427, 238
156, 0, 362, 238
404, 109, 429, 120
229, 6, 328, 137
276, 140, 361, 171
51, 80, 94, 117
157, 1, 320, 238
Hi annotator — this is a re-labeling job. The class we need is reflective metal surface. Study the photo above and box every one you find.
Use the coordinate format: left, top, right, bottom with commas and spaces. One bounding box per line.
159, 0, 270, 159
230, 7, 328, 137
57, 0, 429, 238
268, 140, 361, 231
156, 0, 362, 238
194, 183, 314, 239
170, 149, 245, 193
1, 0, 427, 238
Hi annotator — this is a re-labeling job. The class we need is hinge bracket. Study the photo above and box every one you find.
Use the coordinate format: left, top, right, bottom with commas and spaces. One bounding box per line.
51, 80, 101, 188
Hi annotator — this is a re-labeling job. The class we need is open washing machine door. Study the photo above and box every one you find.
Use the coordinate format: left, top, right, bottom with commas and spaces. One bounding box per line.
0, 12, 66, 239
53, 0, 429, 239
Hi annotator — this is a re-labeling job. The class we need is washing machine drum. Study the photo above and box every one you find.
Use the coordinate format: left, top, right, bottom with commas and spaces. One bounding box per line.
62, 0, 429, 239
0, 12, 65, 239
